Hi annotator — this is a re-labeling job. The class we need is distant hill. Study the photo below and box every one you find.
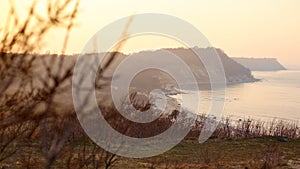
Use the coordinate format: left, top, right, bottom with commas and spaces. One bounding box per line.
103, 47, 257, 92
232, 57, 286, 71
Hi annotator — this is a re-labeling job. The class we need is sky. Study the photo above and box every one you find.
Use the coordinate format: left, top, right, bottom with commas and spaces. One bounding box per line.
1, 0, 300, 68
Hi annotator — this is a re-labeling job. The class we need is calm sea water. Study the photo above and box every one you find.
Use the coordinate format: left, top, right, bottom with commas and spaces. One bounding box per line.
180, 70, 300, 122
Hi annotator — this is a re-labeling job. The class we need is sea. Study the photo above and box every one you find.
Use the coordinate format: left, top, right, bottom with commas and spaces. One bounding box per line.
176, 70, 300, 122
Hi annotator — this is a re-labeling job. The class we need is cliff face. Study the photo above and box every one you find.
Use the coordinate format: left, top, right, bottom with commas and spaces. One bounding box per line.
213, 49, 257, 84
232, 57, 286, 71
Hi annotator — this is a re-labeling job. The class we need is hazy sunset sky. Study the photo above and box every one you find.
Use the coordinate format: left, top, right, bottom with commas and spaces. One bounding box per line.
1, 0, 300, 68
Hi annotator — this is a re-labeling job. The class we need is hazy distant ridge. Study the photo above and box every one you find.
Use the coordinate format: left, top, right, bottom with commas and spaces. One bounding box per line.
232, 57, 286, 71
